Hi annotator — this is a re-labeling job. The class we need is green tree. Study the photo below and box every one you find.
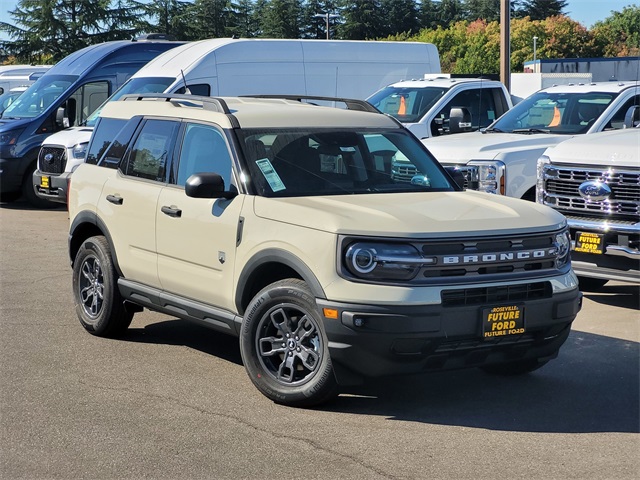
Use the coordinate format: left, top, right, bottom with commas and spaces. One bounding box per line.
591, 6, 640, 56
0, 0, 143, 63
438, 0, 465, 27
190, 0, 237, 38
419, 0, 440, 30
518, 0, 568, 21
259, 0, 303, 38
337, 0, 385, 40
229, 0, 258, 38
138, 0, 194, 40
380, 0, 419, 37
463, 0, 500, 22
301, 0, 339, 39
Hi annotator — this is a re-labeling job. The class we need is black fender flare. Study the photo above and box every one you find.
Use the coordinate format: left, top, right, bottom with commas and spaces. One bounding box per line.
69, 210, 123, 277
235, 248, 326, 315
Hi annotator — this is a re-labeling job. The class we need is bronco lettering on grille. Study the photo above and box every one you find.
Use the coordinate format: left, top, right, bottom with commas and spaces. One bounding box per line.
442, 248, 557, 265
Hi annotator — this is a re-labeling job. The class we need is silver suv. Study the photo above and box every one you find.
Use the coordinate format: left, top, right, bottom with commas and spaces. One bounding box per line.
68, 94, 582, 407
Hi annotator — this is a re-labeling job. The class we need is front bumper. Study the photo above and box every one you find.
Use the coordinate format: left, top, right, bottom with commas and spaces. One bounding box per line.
317, 286, 582, 386
33, 170, 71, 204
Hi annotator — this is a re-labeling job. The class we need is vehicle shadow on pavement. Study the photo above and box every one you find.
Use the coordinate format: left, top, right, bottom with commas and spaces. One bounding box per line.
123, 318, 638, 434
581, 284, 640, 310
125, 320, 244, 366
331, 330, 639, 434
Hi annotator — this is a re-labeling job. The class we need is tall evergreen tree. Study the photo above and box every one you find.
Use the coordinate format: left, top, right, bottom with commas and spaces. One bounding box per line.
438, 0, 465, 27
301, 0, 339, 39
138, 0, 193, 40
518, 0, 568, 21
337, 0, 385, 40
419, 0, 440, 30
259, 0, 303, 38
190, 0, 236, 39
0, 0, 143, 62
464, 0, 500, 22
380, 0, 419, 37
229, 0, 258, 38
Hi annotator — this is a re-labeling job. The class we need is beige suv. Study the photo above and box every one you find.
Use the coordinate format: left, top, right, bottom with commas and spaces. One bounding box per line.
68, 94, 582, 407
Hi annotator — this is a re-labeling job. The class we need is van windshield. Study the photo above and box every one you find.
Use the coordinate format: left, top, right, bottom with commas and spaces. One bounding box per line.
84, 76, 175, 127
367, 86, 448, 123
2, 74, 77, 119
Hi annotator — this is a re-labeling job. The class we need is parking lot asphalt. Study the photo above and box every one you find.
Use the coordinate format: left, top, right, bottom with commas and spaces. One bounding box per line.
1, 200, 638, 479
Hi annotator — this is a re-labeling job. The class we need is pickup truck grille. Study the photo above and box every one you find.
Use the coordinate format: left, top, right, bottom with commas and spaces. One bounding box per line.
38, 147, 67, 175
541, 164, 640, 221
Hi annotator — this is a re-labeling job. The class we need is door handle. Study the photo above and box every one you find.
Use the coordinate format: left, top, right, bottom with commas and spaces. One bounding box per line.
161, 205, 182, 218
106, 194, 123, 205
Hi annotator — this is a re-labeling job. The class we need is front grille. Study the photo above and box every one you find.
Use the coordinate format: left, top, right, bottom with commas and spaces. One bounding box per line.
441, 281, 552, 306
38, 147, 67, 174
542, 164, 640, 221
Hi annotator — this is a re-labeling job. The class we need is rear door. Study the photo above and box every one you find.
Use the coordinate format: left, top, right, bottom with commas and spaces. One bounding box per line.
97, 117, 179, 288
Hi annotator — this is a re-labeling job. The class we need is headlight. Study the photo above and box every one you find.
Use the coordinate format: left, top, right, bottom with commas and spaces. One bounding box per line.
555, 230, 571, 268
0, 128, 24, 146
536, 155, 550, 204
72, 142, 89, 159
344, 242, 433, 281
468, 160, 505, 194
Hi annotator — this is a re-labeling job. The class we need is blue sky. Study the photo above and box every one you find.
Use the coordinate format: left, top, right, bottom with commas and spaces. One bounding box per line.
1, 0, 635, 40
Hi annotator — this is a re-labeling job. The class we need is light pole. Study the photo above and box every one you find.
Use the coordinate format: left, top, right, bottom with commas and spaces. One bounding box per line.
313, 13, 339, 40
533, 36, 538, 72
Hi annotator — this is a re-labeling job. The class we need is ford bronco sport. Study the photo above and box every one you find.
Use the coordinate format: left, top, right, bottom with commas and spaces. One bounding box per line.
68, 94, 582, 407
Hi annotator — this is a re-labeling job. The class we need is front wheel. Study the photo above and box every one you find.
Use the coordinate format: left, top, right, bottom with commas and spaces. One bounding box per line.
72, 236, 133, 337
240, 279, 338, 407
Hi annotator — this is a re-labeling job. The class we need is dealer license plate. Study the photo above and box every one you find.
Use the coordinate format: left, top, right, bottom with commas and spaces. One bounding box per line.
574, 231, 604, 254
483, 305, 525, 339
40, 176, 50, 189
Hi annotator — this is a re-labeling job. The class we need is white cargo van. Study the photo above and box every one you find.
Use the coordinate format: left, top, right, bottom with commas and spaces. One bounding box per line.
35, 38, 440, 204
0, 65, 51, 95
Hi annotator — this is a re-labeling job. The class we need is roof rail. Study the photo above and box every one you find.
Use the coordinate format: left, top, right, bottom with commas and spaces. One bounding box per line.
242, 94, 381, 114
120, 93, 231, 114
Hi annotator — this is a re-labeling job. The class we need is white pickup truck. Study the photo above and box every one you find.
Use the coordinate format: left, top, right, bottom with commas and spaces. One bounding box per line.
536, 127, 639, 289
366, 75, 513, 140
423, 81, 640, 200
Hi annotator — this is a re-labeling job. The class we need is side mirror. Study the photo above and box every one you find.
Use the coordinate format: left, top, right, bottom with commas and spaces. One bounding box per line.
623, 105, 639, 128
185, 172, 236, 199
55, 98, 77, 128
449, 107, 472, 134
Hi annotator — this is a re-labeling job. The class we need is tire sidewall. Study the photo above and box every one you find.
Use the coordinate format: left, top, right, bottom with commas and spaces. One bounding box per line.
240, 280, 335, 406
72, 237, 120, 336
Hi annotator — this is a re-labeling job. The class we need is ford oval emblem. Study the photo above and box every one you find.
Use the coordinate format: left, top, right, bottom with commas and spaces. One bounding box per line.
44, 153, 54, 165
578, 181, 611, 202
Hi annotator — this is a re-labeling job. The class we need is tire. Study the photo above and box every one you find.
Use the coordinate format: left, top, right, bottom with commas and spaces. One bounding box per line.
578, 276, 609, 292
72, 236, 133, 337
481, 357, 550, 376
240, 279, 338, 407
22, 163, 58, 209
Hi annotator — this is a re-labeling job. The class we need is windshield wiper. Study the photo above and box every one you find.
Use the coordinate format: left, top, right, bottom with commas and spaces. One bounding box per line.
511, 128, 551, 134
483, 127, 506, 133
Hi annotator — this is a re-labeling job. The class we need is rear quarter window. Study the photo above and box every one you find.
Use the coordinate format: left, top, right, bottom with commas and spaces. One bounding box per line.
86, 117, 128, 165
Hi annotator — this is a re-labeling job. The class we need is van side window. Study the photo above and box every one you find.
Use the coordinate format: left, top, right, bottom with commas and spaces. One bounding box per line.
175, 123, 232, 187
123, 119, 179, 182
174, 84, 211, 96
68, 81, 109, 126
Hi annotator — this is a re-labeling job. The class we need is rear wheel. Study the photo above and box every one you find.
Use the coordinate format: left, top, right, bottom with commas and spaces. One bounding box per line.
72, 236, 133, 337
240, 279, 338, 407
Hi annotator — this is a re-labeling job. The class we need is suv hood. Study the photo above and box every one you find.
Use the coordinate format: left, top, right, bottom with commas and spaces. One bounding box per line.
423, 131, 571, 163
253, 191, 566, 238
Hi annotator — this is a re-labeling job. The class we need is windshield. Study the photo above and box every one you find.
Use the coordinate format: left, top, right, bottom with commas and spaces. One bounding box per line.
85, 76, 175, 127
489, 91, 616, 134
239, 128, 454, 197
2, 74, 78, 119
367, 86, 448, 123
